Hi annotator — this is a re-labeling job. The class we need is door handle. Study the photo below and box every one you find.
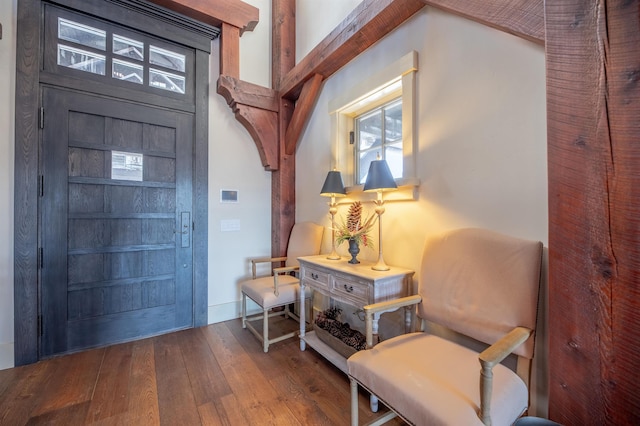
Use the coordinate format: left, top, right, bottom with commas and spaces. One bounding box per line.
174, 225, 189, 235
179, 212, 191, 248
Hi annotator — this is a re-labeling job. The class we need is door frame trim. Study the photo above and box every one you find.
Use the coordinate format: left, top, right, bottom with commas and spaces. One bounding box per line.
14, 0, 214, 365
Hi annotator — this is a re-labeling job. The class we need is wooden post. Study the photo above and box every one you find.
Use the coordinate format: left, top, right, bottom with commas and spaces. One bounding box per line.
546, 0, 640, 422
272, 0, 296, 256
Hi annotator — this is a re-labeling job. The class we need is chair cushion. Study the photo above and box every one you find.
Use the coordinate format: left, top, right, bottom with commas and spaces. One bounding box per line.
348, 333, 528, 426
241, 275, 308, 310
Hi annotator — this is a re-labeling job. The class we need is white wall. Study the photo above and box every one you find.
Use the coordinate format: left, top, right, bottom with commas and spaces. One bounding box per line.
207, 38, 272, 322
295, 5, 548, 415
240, 0, 271, 86
0, 0, 17, 370
295, 0, 360, 61
207, 0, 273, 322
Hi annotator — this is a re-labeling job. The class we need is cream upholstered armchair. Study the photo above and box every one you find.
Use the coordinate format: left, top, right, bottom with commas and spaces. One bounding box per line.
348, 228, 543, 426
241, 222, 323, 353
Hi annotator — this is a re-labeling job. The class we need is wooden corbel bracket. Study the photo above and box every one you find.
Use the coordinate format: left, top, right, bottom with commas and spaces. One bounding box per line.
217, 75, 280, 171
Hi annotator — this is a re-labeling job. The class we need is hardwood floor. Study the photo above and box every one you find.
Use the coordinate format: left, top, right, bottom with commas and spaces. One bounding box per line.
0, 318, 404, 425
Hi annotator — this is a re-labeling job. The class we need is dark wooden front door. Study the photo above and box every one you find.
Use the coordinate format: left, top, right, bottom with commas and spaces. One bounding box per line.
40, 87, 194, 357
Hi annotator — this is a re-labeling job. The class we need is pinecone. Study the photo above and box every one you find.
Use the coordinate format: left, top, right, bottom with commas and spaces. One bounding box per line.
324, 307, 341, 320
346, 202, 363, 232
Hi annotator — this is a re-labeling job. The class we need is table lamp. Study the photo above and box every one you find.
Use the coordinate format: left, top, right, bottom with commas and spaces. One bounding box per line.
363, 157, 397, 270
320, 170, 346, 260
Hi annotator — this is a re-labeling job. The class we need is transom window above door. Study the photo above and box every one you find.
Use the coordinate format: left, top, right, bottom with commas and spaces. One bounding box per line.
45, 6, 193, 99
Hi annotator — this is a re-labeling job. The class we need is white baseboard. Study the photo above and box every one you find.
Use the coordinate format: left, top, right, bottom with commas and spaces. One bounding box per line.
0, 343, 14, 370
207, 300, 260, 325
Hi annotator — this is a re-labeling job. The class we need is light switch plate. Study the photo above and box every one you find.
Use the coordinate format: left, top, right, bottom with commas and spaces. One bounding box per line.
220, 219, 240, 232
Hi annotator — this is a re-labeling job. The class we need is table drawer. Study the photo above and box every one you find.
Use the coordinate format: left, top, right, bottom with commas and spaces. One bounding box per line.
332, 275, 369, 305
302, 266, 330, 290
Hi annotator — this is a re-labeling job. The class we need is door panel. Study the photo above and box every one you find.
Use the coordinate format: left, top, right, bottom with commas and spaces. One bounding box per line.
41, 87, 193, 357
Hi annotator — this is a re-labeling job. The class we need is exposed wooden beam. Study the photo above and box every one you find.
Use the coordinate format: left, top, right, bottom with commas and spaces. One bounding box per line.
546, 0, 640, 423
279, 0, 545, 103
271, 97, 296, 257
220, 23, 240, 78
421, 0, 544, 45
278, 0, 425, 100
147, 0, 258, 34
271, 0, 297, 257
217, 76, 279, 170
284, 74, 323, 155
272, 0, 296, 89
217, 75, 279, 112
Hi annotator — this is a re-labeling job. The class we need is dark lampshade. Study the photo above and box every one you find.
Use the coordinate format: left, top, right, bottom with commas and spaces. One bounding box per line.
320, 170, 347, 197
363, 159, 397, 192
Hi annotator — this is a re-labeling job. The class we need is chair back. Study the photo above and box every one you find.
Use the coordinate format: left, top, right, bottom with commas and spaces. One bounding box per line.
417, 228, 543, 358
284, 222, 324, 267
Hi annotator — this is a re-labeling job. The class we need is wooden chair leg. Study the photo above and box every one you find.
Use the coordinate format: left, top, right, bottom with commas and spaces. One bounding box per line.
263, 308, 269, 353
350, 378, 359, 426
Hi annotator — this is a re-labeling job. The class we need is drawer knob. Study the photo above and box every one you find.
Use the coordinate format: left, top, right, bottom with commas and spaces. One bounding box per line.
311, 273, 319, 280
344, 284, 354, 293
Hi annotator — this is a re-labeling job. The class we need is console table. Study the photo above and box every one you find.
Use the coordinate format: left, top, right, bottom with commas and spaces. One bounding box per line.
298, 255, 414, 411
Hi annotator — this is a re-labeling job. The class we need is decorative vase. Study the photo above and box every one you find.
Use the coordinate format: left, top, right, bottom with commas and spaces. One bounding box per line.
348, 238, 360, 264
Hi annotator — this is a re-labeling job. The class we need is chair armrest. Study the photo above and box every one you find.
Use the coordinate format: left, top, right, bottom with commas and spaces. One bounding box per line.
273, 265, 299, 275
363, 295, 422, 315
250, 256, 288, 279
272, 266, 299, 296
363, 295, 422, 348
479, 326, 532, 369
478, 326, 532, 425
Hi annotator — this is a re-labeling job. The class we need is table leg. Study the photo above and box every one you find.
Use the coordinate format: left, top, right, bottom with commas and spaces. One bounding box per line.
405, 305, 412, 333
300, 280, 306, 351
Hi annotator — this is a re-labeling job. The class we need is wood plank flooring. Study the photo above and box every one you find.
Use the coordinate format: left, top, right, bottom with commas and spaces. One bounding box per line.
0, 318, 405, 425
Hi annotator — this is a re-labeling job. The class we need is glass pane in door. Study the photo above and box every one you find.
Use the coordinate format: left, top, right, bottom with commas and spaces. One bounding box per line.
58, 18, 106, 50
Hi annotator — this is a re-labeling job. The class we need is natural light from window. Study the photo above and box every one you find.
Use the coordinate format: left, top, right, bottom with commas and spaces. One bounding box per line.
329, 51, 418, 200
355, 98, 403, 184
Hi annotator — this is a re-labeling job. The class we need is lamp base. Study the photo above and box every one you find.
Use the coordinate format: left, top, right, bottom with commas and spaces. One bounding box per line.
371, 264, 390, 271
371, 259, 390, 271
327, 245, 341, 260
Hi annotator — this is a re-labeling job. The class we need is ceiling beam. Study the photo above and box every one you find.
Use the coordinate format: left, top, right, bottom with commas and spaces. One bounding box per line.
421, 0, 544, 45
279, 0, 544, 104
146, 0, 259, 34
278, 0, 425, 100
